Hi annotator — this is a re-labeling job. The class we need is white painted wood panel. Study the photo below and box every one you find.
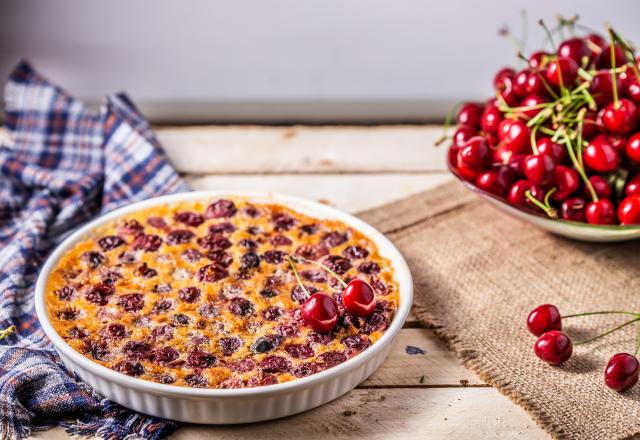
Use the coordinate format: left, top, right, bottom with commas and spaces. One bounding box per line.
157, 125, 448, 174
186, 173, 451, 213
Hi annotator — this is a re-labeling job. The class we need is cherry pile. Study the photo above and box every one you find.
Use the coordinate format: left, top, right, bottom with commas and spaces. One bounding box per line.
288, 256, 376, 333
527, 304, 640, 392
445, 22, 640, 225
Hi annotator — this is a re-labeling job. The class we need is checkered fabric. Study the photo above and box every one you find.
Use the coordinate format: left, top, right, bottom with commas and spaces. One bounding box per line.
0, 61, 188, 439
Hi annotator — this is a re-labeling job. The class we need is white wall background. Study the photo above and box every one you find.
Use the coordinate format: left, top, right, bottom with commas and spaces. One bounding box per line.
1, 0, 639, 122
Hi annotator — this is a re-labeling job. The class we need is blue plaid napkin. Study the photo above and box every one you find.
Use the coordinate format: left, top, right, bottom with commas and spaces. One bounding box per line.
0, 61, 189, 439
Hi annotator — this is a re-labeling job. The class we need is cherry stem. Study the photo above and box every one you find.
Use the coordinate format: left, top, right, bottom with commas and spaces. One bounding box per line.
563, 310, 640, 319
538, 19, 557, 52
634, 325, 640, 356
576, 108, 586, 169
525, 189, 558, 219
436, 102, 462, 146
574, 317, 640, 346
292, 256, 348, 289
530, 125, 540, 155
608, 28, 620, 108
577, 68, 593, 81
287, 256, 311, 300
561, 130, 598, 202
0, 326, 15, 341
608, 27, 640, 83
543, 187, 557, 207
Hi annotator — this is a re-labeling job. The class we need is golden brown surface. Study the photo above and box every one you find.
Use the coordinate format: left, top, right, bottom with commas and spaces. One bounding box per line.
46, 197, 398, 388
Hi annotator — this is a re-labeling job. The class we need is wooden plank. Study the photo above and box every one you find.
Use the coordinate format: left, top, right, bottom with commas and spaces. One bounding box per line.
361, 328, 483, 387
174, 388, 547, 439
156, 125, 448, 174
35, 388, 547, 440
186, 173, 451, 213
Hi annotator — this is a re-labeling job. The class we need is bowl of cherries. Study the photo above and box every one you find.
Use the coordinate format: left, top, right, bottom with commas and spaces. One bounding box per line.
446, 23, 640, 242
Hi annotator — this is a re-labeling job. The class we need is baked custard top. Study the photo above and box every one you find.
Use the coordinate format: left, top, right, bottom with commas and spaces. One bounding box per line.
46, 198, 399, 388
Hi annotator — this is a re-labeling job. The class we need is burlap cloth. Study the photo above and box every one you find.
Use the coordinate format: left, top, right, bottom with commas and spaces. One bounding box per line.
358, 180, 640, 440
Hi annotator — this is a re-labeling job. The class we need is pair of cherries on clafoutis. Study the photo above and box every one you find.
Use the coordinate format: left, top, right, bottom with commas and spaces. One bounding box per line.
527, 304, 640, 392
288, 256, 376, 333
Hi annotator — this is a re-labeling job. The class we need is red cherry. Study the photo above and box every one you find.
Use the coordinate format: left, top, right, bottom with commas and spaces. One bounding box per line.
520, 94, 546, 119
528, 51, 549, 69
552, 166, 579, 201
596, 44, 626, 69
457, 137, 490, 170
485, 132, 499, 147
533, 330, 572, 365
626, 79, 640, 106
342, 279, 376, 317
495, 76, 520, 106
493, 67, 515, 89
602, 99, 638, 135
492, 145, 513, 165
618, 194, 640, 225
448, 145, 460, 169
558, 38, 592, 64
582, 111, 600, 141
583, 138, 620, 172
481, 106, 503, 134
452, 126, 478, 148
512, 69, 530, 97
523, 154, 555, 185
493, 147, 525, 173
626, 133, 640, 164
605, 353, 640, 392
537, 137, 566, 163
485, 97, 499, 108
619, 68, 633, 89
508, 180, 544, 207
585, 175, 612, 200
585, 199, 617, 225
625, 174, 640, 196
475, 168, 514, 196
585, 33, 607, 51
498, 119, 529, 153
506, 153, 526, 176
300, 293, 339, 333
457, 164, 480, 181
589, 71, 622, 107
497, 118, 513, 140
561, 197, 586, 222
544, 57, 578, 89
456, 103, 484, 129
607, 134, 627, 152
475, 171, 503, 194
527, 304, 561, 336
525, 72, 549, 96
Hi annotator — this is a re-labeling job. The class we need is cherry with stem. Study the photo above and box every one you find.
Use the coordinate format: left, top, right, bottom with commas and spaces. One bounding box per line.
292, 256, 377, 317
287, 256, 339, 333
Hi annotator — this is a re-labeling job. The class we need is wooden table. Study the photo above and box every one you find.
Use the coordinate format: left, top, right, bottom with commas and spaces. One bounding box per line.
35, 125, 548, 439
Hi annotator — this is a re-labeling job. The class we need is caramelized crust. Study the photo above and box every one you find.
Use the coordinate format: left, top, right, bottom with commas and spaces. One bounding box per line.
46, 198, 399, 388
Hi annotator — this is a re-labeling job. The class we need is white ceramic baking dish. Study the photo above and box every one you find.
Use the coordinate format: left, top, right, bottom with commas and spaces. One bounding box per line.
34, 191, 413, 424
